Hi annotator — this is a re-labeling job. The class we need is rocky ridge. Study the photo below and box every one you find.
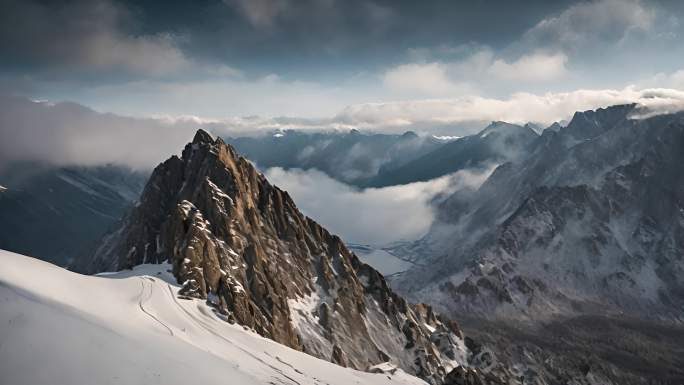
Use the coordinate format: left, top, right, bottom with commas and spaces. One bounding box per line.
80, 129, 507, 384
397, 104, 684, 321
390, 105, 684, 384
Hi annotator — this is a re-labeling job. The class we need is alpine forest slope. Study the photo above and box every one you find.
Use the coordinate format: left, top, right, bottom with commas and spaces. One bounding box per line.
76, 129, 507, 385
391, 104, 684, 384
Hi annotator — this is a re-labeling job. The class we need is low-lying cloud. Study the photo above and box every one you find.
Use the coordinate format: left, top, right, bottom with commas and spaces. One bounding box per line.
3, 86, 684, 170
0, 96, 242, 170
264, 166, 495, 245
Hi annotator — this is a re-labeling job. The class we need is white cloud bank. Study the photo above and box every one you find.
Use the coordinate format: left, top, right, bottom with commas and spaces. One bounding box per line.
0, 96, 298, 170
383, 62, 469, 97
382, 50, 569, 97
264, 166, 495, 245
3, 86, 684, 170
336, 87, 684, 128
488, 52, 568, 82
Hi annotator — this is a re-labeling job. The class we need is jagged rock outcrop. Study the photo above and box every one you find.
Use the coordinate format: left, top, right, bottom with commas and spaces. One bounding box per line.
390, 105, 684, 384
79, 129, 495, 384
396, 104, 684, 321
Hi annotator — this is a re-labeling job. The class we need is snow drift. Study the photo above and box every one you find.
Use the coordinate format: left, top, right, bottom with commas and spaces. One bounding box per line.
0, 249, 427, 385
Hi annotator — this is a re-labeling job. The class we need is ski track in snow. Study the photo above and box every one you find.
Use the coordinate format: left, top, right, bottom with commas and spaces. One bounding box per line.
0, 250, 427, 385
162, 284, 307, 385
138, 278, 174, 336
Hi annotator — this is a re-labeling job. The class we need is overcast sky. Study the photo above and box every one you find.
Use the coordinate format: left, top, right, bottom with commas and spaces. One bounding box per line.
3, 0, 684, 245
2, 0, 684, 122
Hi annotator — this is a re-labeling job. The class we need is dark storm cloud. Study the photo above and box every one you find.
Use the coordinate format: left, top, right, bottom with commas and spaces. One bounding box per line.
0, 0, 576, 81
0, 0, 191, 79
2, 0, 684, 126
137, 0, 578, 77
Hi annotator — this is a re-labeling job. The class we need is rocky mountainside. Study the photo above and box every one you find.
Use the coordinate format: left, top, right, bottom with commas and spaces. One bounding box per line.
391, 105, 684, 384
396, 104, 684, 320
0, 163, 146, 266
77, 129, 507, 385
367, 122, 538, 187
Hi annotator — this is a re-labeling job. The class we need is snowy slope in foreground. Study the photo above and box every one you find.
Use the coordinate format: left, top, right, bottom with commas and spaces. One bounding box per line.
0, 250, 426, 385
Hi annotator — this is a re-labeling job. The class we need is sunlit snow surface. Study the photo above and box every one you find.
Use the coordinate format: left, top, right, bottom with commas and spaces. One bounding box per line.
0, 250, 427, 385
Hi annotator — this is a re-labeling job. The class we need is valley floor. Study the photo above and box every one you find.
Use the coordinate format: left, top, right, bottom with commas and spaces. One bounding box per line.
0, 250, 426, 385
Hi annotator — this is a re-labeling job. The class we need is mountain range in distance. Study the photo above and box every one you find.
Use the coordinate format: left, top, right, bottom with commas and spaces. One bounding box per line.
0, 120, 543, 268
0, 163, 147, 266
225, 121, 543, 188
390, 104, 684, 384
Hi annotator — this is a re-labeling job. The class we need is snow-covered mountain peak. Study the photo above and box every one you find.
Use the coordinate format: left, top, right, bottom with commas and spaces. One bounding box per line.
191, 127, 215, 145
75, 129, 502, 384
476, 121, 539, 141
561, 103, 636, 144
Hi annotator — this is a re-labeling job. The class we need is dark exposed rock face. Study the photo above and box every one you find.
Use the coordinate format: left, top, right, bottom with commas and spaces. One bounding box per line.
443, 366, 492, 385
397, 105, 684, 321
80, 129, 494, 384
391, 105, 684, 384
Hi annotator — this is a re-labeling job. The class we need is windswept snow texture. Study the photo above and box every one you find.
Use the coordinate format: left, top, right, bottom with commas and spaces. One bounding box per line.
0, 250, 427, 385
